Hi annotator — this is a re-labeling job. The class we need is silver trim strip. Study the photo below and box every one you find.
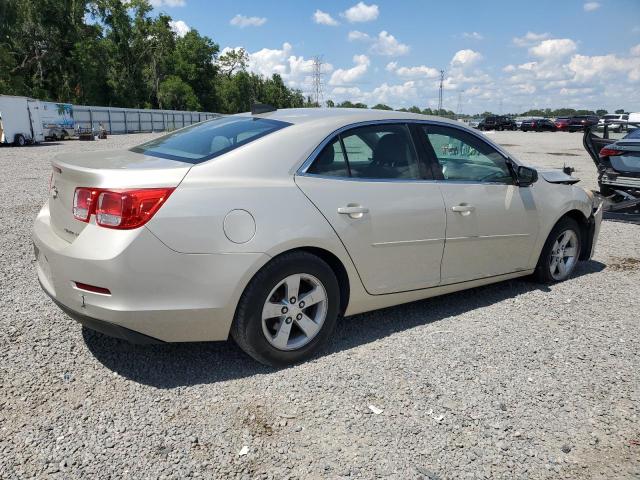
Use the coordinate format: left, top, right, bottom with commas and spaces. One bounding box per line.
372, 238, 444, 247
371, 233, 530, 248
446, 233, 530, 242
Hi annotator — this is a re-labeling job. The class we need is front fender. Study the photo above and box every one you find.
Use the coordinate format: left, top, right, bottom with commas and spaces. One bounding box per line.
530, 182, 595, 267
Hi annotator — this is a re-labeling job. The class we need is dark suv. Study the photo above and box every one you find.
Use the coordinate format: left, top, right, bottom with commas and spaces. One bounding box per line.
567, 115, 599, 132
478, 115, 517, 131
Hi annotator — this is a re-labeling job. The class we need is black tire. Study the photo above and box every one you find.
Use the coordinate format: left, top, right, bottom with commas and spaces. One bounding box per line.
14, 134, 26, 147
533, 217, 582, 284
231, 251, 340, 367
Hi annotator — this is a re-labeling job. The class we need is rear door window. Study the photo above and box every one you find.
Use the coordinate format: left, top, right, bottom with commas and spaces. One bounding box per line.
131, 116, 290, 163
306, 123, 425, 180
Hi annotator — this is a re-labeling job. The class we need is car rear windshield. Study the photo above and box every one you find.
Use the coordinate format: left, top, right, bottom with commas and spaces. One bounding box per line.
130, 116, 290, 163
624, 128, 640, 139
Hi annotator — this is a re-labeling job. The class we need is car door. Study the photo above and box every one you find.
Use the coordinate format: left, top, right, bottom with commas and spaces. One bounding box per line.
417, 123, 540, 284
295, 122, 447, 295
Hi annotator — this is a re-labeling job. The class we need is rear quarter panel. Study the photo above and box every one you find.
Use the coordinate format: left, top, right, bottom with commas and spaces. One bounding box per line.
145, 124, 368, 311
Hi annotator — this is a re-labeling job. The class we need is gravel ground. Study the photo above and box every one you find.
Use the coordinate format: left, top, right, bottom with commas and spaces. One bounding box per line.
1, 132, 639, 479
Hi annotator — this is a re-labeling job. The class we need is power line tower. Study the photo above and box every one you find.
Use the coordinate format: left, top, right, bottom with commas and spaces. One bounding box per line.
437, 69, 445, 114
308, 55, 325, 107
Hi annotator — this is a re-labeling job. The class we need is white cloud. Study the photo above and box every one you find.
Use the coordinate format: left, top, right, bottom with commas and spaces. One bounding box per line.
583, 2, 600, 11
560, 87, 595, 96
386, 62, 440, 78
513, 31, 551, 47
370, 81, 417, 104
529, 39, 577, 60
230, 42, 333, 89
462, 32, 484, 40
168, 20, 190, 37
342, 2, 379, 23
230, 14, 267, 28
370, 31, 409, 56
331, 86, 364, 97
150, 0, 185, 7
568, 53, 640, 82
329, 54, 370, 85
313, 9, 339, 26
503, 64, 516, 73
348, 30, 371, 42
631, 44, 640, 56
451, 49, 483, 67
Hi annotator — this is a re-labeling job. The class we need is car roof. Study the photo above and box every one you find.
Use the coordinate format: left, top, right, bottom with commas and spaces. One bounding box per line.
234, 107, 461, 128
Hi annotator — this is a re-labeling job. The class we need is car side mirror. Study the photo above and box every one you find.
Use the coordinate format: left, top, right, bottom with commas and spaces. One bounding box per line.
517, 165, 538, 187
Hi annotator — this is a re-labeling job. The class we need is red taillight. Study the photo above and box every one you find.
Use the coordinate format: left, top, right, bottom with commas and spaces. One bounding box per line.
74, 282, 111, 295
73, 187, 174, 229
599, 147, 624, 157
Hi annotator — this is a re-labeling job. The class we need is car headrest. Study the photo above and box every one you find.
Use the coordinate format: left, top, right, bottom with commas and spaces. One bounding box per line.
316, 145, 335, 165
372, 134, 407, 166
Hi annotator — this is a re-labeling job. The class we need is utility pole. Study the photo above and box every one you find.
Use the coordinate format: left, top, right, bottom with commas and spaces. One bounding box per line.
309, 55, 325, 107
437, 69, 445, 114
456, 90, 464, 118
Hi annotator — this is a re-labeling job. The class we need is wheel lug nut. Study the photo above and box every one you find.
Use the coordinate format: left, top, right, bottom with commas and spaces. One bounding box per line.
281, 306, 288, 314
299, 301, 305, 308
285, 317, 292, 324
290, 297, 296, 304
296, 313, 302, 320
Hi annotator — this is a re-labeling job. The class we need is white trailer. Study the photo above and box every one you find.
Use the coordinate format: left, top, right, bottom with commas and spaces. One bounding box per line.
0, 95, 45, 146
40, 101, 74, 140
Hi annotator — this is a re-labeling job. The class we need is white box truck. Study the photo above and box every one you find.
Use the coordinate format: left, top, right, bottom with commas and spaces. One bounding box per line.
40, 101, 74, 140
0, 95, 45, 146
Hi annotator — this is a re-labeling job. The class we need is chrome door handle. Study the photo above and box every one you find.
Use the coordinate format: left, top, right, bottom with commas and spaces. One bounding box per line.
451, 204, 475, 214
338, 205, 369, 219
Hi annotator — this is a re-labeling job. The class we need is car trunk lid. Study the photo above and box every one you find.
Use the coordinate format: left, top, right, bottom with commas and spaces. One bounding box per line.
49, 149, 191, 242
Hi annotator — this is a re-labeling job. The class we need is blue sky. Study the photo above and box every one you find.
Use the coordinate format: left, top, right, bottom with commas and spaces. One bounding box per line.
152, 0, 640, 113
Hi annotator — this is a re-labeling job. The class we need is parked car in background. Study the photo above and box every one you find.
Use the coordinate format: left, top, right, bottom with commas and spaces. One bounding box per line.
34, 108, 603, 366
555, 117, 571, 131
521, 118, 557, 132
598, 114, 628, 133
584, 122, 640, 216
478, 115, 517, 131
468, 118, 482, 129
567, 115, 599, 132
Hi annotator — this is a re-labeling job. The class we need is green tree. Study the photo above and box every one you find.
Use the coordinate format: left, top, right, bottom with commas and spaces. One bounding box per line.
596, 109, 608, 116
158, 75, 200, 110
172, 29, 219, 111
615, 108, 625, 114
218, 48, 249, 77
337, 101, 367, 109
372, 103, 392, 110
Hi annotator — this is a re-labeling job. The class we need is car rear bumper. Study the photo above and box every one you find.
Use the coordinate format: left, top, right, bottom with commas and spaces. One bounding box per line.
40, 282, 164, 344
33, 202, 269, 342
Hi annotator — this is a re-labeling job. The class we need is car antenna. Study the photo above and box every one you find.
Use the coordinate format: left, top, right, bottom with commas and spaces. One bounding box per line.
251, 103, 277, 115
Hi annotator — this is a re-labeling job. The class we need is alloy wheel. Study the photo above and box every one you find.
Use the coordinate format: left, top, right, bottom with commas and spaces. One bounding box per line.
549, 229, 579, 280
261, 273, 328, 351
